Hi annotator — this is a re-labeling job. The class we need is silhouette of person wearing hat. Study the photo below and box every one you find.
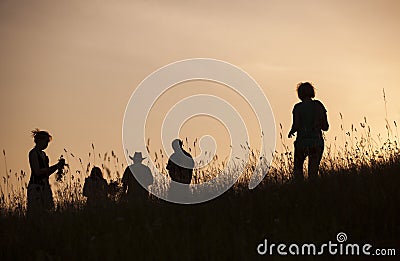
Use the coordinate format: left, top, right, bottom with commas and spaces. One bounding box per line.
121, 152, 153, 200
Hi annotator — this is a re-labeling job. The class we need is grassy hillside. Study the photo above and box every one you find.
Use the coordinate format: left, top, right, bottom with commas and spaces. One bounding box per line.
1, 121, 399, 260
1, 153, 399, 260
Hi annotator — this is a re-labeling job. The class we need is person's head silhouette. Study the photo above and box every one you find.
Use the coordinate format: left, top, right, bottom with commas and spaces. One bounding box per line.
172, 139, 183, 152
129, 152, 146, 164
90, 166, 103, 179
31, 129, 52, 150
297, 82, 315, 101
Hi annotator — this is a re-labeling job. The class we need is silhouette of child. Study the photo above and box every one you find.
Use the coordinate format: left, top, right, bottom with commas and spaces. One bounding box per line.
27, 129, 65, 215
288, 82, 329, 181
83, 166, 108, 206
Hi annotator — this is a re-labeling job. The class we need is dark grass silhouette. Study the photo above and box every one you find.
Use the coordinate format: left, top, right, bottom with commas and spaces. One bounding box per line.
1, 152, 399, 260
1, 111, 399, 260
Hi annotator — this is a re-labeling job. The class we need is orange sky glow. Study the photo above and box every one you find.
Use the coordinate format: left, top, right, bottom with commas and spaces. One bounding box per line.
1, 0, 399, 185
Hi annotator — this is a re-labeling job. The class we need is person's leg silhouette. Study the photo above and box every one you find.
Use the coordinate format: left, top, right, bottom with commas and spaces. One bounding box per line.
307, 145, 323, 181
293, 146, 307, 182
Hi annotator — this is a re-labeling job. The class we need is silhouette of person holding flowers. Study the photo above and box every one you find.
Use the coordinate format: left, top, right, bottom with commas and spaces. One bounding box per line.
288, 82, 329, 181
27, 129, 65, 215
83, 166, 108, 206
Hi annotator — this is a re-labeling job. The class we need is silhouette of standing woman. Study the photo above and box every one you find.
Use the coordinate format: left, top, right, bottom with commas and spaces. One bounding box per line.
83, 166, 109, 206
288, 82, 329, 181
27, 129, 65, 215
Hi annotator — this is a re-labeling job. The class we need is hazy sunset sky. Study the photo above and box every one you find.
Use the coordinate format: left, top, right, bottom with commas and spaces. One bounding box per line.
1, 0, 399, 179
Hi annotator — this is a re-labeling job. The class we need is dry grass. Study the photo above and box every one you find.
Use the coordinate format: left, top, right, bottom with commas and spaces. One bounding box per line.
1, 113, 399, 214
0, 113, 399, 260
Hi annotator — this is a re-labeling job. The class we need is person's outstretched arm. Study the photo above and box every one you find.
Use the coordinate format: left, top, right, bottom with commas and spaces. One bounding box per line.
29, 150, 62, 178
